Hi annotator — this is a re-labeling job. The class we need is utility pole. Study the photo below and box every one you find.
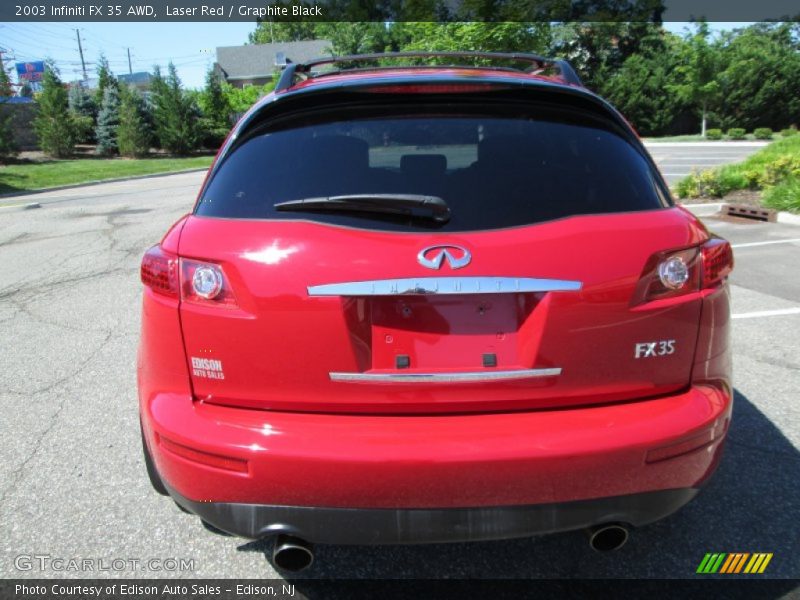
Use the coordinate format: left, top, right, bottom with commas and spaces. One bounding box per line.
75, 29, 87, 82
127, 48, 133, 74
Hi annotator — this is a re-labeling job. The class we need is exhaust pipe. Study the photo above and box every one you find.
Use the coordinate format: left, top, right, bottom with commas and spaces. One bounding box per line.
587, 523, 629, 552
272, 534, 314, 572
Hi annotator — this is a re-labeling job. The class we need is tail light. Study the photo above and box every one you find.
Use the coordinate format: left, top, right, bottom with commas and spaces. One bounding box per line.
701, 238, 734, 287
180, 258, 238, 308
634, 237, 733, 305
140, 245, 179, 298
140, 246, 237, 308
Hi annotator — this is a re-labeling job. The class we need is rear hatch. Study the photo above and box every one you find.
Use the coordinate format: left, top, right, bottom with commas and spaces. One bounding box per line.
178, 86, 706, 414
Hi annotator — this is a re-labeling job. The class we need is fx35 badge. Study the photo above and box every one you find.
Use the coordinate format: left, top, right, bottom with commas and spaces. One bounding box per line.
635, 340, 676, 359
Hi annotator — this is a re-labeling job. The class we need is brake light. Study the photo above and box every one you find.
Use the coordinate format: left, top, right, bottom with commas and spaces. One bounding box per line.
701, 238, 734, 287
361, 83, 509, 94
140, 245, 179, 298
180, 258, 238, 308
634, 237, 733, 305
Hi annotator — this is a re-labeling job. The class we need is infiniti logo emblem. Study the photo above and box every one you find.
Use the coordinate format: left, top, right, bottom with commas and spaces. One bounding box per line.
417, 245, 471, 270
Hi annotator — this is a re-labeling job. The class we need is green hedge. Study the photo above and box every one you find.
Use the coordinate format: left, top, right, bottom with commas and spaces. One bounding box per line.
705, 129, 723, 140
754, 128, 774, 140
727, 128, 746, 140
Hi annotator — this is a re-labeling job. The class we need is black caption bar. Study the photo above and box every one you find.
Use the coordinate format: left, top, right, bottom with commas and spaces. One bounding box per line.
1, 0, 799, 22
1, 579, 798, 600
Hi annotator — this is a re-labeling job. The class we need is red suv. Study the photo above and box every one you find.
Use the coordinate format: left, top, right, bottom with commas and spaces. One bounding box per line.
138, 52, 733, 571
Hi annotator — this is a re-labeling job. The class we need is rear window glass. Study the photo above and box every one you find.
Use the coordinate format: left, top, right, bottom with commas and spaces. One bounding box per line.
196, 107, 667, 231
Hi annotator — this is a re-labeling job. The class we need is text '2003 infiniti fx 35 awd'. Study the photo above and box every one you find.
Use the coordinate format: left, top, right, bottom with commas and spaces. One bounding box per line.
138, 52, 734, 571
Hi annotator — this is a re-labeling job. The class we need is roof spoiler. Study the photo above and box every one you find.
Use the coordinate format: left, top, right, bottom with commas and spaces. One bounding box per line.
275, 51, 582, 92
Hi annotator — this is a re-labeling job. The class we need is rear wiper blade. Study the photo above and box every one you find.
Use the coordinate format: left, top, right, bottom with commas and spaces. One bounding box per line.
274, 194, 450, 223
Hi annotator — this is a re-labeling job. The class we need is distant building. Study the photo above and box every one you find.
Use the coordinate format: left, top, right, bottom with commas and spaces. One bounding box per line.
214, 40, 332, 88
81, 71, 153, 92
118, 72, 153, 91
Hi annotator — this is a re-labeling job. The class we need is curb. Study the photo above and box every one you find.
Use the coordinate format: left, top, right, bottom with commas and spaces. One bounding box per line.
0, 167, 209, 202
681, 202, 800, 225
643, 141, 770, 148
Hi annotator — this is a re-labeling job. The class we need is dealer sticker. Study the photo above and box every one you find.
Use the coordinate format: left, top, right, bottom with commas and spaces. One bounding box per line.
191, 357, 225, 380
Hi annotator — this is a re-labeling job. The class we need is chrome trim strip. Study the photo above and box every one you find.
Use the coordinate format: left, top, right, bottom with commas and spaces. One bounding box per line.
329, 368, 562, 383
308, 277, 581, 296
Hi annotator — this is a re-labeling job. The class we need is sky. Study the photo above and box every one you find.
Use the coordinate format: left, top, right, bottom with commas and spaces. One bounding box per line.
0, 21, 750, 90
0, 22, 255, 88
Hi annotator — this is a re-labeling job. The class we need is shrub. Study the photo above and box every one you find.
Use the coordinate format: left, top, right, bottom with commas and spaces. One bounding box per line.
780, 127, 798, 138
198, 118, 229, 150
95, 86, 121, 156
727, 128, 746, 140
117, 86, 152, 158
71, 114, 95, 144
68, 85, 97, 144
676, 169, 727, 199
150, 63, 200, 155
33, 68, 76, 158
753, 127, 773, 140
0, 112, 18, 162
761, 156, 800, 186
762, 177, 800, 213
705, 129, 723, 140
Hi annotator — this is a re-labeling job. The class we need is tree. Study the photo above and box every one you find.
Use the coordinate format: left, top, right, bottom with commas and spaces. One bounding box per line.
94, 54, 117, 108
198, 68, 233, 147
117, 85, 152, 157
249, 21, 320, 44
95, 85, 121, 155
315, 22, 389, 55
713, 23, 800, 131
0, 62, 13, 97
549, 22, 666, 92
0, 112, 17, 162
220, 78, 277, 114
68, 84, 96, 118
668, 22, 721, 137
33, 66, 76, 157
600, 33, 688, 136
0, 60, 17, 162
68, 84, 97, 143
394, 22, 550, 56
150, 63, 200, 155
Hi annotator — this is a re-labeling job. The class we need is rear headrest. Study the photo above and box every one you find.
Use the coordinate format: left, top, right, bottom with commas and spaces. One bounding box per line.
477, 135, 546, 167
400, 154, 447, 177
301, 135, 370, 172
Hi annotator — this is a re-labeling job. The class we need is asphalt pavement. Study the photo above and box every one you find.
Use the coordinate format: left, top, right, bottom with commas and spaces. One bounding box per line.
644, 141, 767, 187
0, 149, 798, 582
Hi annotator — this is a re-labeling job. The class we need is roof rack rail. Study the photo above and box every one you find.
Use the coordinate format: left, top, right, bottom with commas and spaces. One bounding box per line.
274, 51, 582, 92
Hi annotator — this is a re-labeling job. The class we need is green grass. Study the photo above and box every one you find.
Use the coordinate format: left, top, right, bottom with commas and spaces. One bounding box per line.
0, 156, 213, 195
763, 178, 800, 212
676, 136, 800, 213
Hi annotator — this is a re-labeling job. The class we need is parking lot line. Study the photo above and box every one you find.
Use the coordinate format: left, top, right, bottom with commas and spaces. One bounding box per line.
732, 239, 800, 249
732, 308, 800, 319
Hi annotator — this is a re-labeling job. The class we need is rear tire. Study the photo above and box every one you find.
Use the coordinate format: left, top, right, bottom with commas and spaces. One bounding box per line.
141, 421, 168, 496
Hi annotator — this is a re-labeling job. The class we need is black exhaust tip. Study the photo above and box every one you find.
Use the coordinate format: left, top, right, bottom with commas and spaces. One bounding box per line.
587, 523, 629, 552
272, 534, 314, 572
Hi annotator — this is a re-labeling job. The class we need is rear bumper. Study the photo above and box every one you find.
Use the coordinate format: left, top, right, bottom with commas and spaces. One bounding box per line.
167, 484, 698, 544
141, 383, 731, 542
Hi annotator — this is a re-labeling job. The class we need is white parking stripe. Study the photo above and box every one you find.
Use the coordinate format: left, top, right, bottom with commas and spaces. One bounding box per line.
732, 239, 800, 248
732, 308, 800, 319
